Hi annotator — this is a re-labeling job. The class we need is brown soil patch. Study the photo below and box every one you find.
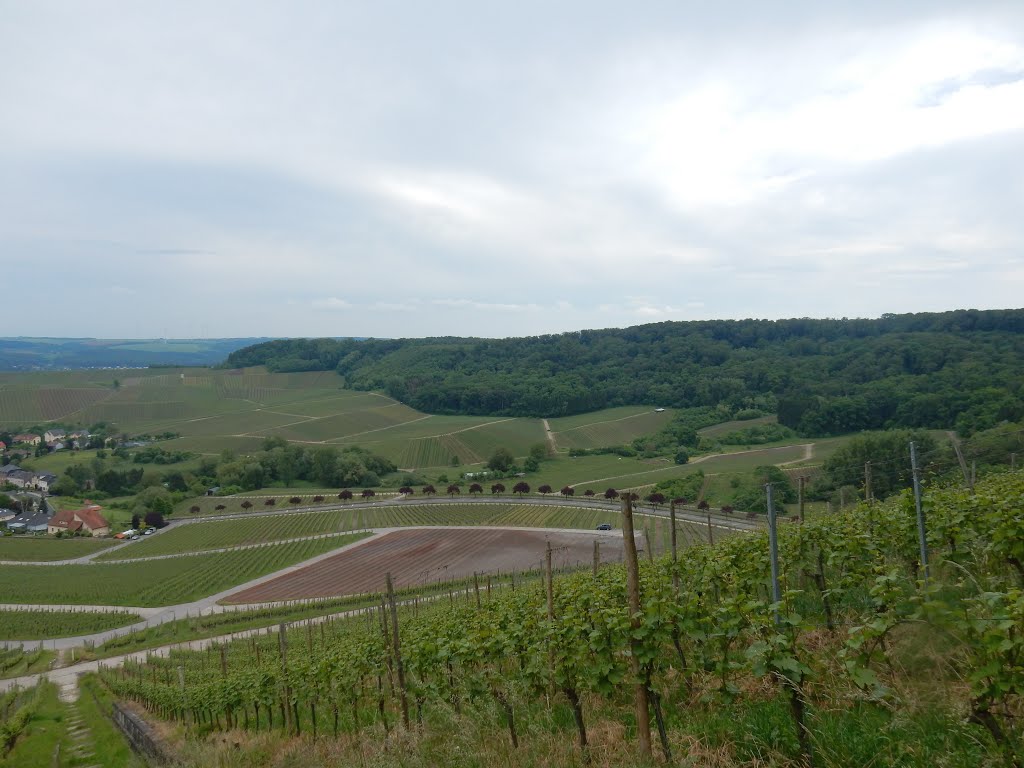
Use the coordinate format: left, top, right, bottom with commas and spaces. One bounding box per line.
226, 528, 626, 603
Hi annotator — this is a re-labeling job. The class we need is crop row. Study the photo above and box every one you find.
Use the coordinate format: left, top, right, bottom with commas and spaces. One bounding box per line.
0, 533, 370, 607
0, 609, 141, 640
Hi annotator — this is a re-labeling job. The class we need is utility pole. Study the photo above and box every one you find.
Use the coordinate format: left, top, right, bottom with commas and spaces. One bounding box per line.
909, 442, 929, 583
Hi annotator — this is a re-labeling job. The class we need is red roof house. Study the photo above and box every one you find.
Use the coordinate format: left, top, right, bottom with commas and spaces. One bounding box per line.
47, 505, 110, 537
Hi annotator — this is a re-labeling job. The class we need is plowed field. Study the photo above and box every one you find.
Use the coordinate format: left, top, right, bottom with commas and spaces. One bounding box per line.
225, 527, 629, 602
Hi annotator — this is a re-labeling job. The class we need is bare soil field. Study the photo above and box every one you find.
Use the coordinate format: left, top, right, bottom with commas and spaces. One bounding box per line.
225, 527, 628, 602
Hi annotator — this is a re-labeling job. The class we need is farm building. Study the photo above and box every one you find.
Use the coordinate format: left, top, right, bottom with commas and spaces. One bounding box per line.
13, 434, 41, 446
47, 505, 109, 537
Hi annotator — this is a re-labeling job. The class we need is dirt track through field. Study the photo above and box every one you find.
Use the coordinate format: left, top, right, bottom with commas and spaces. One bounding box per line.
226, 527, 626, 603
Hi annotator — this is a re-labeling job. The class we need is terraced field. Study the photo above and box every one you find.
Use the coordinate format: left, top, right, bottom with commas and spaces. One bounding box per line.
0, 534, 370, 606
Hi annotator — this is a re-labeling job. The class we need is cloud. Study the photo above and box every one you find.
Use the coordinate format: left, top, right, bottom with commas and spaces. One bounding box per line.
0, 3, 1022, 337
311, 297, 352, 311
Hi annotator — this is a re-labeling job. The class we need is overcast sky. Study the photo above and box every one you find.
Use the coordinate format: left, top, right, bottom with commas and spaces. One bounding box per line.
1, 1, 1022, 339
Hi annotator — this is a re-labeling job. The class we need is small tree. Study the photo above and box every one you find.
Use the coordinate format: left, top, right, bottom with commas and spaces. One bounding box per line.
214, 504, 226, 511
513, 481, 530, 497
289, 496, 302, 505
313, 495, 325, 503
240, 500, 253, 512
673, 497, 689, 506
422, 485, 436, 496
361, 489, 375, 499
398, 486, 413, 496
560, 486, 575, 498
491, 483, 505, 495
131, 513, 141, 529
538, 484, 553, 496
447, 484, 460, 497
189, 505, 200, 514
697, 500, 710, 511
721, 505, 734, 515
604, 488, 619, 500
487, 448, 515, 473
583, 489, 595, 498
339, 489, 353, 502
265, 498, 276, 506
646, 492, 666, 508
469, 483, 483, 495
144, 511, 165, 529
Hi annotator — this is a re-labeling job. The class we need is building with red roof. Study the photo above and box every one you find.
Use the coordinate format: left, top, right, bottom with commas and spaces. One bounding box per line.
47, 504, 110, 537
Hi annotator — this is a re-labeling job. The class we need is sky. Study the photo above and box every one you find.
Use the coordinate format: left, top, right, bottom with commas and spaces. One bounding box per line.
1, 1, 1023, 339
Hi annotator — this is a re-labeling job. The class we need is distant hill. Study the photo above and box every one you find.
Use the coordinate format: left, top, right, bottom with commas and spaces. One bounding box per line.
0, 338, 276, 370
225, 309, 1024, 435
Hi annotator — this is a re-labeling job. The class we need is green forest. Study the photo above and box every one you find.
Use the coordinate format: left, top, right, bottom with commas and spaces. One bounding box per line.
225, 309, 1024, 435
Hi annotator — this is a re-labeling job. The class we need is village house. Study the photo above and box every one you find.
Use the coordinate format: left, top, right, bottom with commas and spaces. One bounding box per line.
47, 505, 109, 537
6, 469, 36, 488
34, 473, 58, 492
13, 434, 41, 446
43, 428, 66, 444
7, 510, 50, 534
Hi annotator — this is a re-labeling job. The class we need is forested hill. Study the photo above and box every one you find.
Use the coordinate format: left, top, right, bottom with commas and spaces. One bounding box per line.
225, 309, 1024, 435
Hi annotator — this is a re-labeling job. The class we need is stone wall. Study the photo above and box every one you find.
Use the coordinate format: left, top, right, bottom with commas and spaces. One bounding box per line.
111, 701, 172, 763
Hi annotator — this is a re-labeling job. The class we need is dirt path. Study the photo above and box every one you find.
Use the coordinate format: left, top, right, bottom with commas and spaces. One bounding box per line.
777, 443, 814, 466
542, 418, 557, 454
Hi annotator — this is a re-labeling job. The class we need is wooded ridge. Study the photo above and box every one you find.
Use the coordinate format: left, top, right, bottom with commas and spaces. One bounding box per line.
224, 309, 1024, 435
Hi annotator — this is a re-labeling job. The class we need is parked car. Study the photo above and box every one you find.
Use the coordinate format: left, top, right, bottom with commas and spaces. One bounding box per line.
596, 523, 613, 531
143, 527, 155, 535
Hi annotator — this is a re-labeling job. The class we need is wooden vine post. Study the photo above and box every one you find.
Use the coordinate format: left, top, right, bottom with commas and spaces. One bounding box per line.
669, 500, 679, 595
621, 494, 653, 759
386, 572, 411, 729
592, 539, 600, 576
278, 622, 293, 734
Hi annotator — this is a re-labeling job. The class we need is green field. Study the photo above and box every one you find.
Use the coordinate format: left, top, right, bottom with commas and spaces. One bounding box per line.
548, 406, 674, 451
97, 508, 357, 560
0, 537, 118, 562
333, 415, 547, 468
0, 533, 370, 606
0, 609, 141, 639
